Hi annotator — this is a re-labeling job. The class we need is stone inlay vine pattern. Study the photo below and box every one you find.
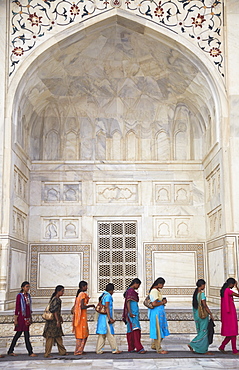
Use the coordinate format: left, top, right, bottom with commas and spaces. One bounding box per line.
10, 0, 223, 77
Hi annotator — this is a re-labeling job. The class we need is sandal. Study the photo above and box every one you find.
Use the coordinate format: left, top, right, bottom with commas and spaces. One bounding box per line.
113, 350, 123, 354
138, 350, 147, 354
8, 353, 17, 357
218, 348, 227, 354
29, 353, 38, 357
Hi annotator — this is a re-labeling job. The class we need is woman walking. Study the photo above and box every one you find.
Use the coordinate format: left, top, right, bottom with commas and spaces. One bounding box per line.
219, 277, 239, 354
122, 278, 146, 354
72, 281, 95, 355
43, 285, 67, 358
96, 283, 122, 354
8, 281, 37, 357
148, 277, 170, 354
188, 279, 214, 354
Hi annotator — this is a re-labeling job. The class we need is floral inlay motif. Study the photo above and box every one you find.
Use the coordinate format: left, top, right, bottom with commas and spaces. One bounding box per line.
191, 13, 206, 28
10, 0, 224, 77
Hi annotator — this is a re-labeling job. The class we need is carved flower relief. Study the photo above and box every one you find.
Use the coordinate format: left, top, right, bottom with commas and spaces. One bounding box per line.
13, 47, 24, 56
210, 47, 222, 57
154, 2, 164, 18
191, 13, 206, 28
70, 4, 80, 16
28, 12, 42, 27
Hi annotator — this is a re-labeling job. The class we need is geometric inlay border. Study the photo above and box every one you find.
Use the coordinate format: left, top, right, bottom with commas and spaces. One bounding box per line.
30, 244, 90, 297
145, 243, 204, 295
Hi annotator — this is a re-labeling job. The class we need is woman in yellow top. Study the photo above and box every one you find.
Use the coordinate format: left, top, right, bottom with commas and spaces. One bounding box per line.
72, 281, 95, 355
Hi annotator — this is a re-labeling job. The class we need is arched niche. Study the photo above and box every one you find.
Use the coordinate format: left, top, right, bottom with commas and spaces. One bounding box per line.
11, 15, 223, 163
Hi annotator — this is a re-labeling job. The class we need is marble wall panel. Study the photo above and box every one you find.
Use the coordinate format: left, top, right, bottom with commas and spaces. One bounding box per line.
9, 249, 27, 290
12, 206, 27, 240
153, 251, 196, 287
208, 206, 222, 237
38, 252, 82, 289
42, 182, 82, 203
42, 217, 81, 241
154, 182, 192, 205
154, 217, 191, 239
208, 248, 225, 288
30, 244, 90, 297
96, 182, 139, 203
145, 243, 204, 295
14, 165, 28, 202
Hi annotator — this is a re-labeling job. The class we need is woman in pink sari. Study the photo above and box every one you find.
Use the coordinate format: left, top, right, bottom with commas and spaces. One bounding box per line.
219, 277, 239, 354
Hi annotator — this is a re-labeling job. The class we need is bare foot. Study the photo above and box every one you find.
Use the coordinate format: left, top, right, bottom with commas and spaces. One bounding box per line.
188, 345, 194, 353
158, 350, 168, 354
233, 352, 239, 355
138, 350, 147, 354
204, 351, 213, 355
8, 353, 17, 357
113, 350, 123, 354
29, 353, 38, 357
0, 355, 4, 358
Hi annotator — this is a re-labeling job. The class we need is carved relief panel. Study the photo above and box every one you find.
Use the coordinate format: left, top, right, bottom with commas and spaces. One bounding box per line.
12, 207, 27, 240
42, 182, 81, 203
96, 183, 139, 204
14, 166, 28, 202
42, 217, 81, 241
154, 217, 191, 239
154, 182, 192, 204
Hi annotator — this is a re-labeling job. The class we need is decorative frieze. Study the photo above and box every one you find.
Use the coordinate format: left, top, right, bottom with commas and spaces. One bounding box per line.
9, 1, 224, 77
42, 182, 81, 203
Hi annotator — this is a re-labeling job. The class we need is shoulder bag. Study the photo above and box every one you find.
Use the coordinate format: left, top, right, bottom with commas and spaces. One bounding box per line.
95, 294, 107, 315
42, 301, 54, 321
143, 295, 154, 309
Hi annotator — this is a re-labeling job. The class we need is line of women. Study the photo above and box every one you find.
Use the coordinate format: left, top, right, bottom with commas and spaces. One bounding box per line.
3, 276, 239, 357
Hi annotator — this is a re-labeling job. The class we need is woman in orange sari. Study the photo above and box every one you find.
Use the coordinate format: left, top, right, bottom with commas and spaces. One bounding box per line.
72, 281, 95, 355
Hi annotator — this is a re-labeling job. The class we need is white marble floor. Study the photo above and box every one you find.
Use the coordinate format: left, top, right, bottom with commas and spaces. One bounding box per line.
0, 334, 239, 369
1, 358, 239, 369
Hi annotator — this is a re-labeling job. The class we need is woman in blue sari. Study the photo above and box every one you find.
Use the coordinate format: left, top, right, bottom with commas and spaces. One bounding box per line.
148, 277, 170, 354
188, 279, 214, 354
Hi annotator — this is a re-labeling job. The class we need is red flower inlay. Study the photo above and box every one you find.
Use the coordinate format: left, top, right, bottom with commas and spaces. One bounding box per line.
70, 4, 80, 16
210, 47, 221, 57
28, 12, 42, 26
13, 47, 24, 56
192, 13, 206, 28
154, 2, 164, 18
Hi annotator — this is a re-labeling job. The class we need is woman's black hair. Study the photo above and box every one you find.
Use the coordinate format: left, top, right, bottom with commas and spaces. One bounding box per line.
20, 281, 30, 293
220, 277, 236, 298
123, 278, 141, 297
50, 285, 64, 300
149, 277, 165, 292
76, 281, 88, 297
192, 279, 206, 309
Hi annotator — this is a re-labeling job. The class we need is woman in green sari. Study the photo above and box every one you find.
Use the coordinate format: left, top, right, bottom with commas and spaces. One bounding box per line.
188, 279, 214, 354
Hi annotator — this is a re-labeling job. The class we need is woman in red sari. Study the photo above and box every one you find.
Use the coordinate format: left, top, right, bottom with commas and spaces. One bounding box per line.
7, 281, 37, 357
122, 278, 146, 354
219, 277, 239, 354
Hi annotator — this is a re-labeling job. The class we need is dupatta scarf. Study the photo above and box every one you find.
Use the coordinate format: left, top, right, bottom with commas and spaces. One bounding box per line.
122, 288, 139, 324
72, 292, 89, 333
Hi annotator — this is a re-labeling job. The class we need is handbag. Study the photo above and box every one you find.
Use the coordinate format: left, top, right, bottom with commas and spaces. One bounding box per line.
42, 302, 54, 321
95, 294, 107, 315
143, 295, 154, 309
198, 292, 208, 319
